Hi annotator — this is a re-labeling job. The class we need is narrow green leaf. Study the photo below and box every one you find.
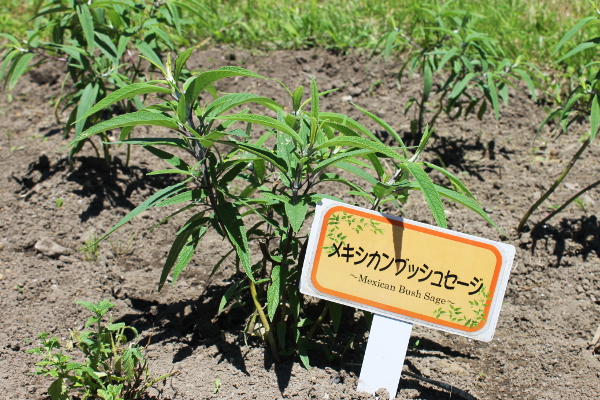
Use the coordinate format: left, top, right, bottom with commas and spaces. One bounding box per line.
185, 66, 267, 105
422, 162, 477, 201
172, 228, 206, 283
74, 83, 172, 124
556, 39, 600, 63
95, 180, 191, 243
329, 302, 342, 334
513, 68, 537, 102
218, 140, 288, 173
553, 16, 596, 55
174, 46, 196, 82
314, 136, 405, 163
73, 83, 99, 141
487, 74, 500, 119
267, 265, 281, 321
159, 217, 207, 290
299, 347, 310, 369
217, 201, 253, 281
111, 137, 187, 148
143, 145, 190, 172
7, 53, 35, 90
591, 95, 600, 141
63, 111, 179, 149
311, 76, 319, 121
218, 280, 243, 315
136, 41, 165, 71
351, 102, 407, 155
76, 3, 95, 53
214, 113, 302, 144
156, 190, 204, 207
205, 93, 281, 118
404, 162, 447, 228
312, 149, 374, 174
423, 61, 433, 101
449, 72, 475, 100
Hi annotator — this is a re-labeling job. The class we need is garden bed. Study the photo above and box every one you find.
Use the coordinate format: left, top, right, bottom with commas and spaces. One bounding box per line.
1, 47, 600, 399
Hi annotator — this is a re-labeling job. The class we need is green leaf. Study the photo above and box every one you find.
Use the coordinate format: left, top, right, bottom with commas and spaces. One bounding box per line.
319, 112, 380, 142
299, 347, 310, 369
329, 302, 342, 334
217, 201, 253, 281
75, 83, 172, 124
404, 162, 447, 228
48, 377, 68, 400
285, 201, 308, 233
448, 72, 475, 100
218, 280, 243, 315
423, 60, 433, 101
408, 182, 501, 234
95, 180, 191, 244
159, 216, 208, 290
73, 83, 99, 143
513, 68, 537, 102
422, 162, 477, 200
487, 74, 500, 120
7, 52, 35, 91
174, 46, 196, 82
143, 145, 190, 172
311, 76, 319, 121
214, 113, 302, 144
312, 149, 374, 174
553, 16, 597, 55
63, 111, 179, 149
591, 95, 600, 141
556, 38, 600, 63
350, 102, 407, 155
218, 140, 288, 173
172, 228, 206, 283
205, 93, 281, 118
76, 3, 95, 54
185, 66, 267, 105
111, 137, 187, 149
136, 41, 165, 71
267, 265, 281, 321
314, 136, 405, 163
156, 189, 204, 207
335, 161, 378, 185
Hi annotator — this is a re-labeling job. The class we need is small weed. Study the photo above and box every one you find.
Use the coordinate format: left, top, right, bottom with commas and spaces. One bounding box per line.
213, 378, 221, 394
14, 284, 23, 293
55, 198, 63, 208
80, 231, 99, 262
109, 234, 135, 258
27, 299, 176, 400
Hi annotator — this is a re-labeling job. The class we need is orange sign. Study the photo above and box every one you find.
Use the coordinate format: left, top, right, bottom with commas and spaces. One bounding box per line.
300, 200, 515, 341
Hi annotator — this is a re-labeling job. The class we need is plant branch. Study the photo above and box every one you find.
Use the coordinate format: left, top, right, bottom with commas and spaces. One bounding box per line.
517, 137, 592, 233
249, 280, 280, 362
531, 177, 600, 233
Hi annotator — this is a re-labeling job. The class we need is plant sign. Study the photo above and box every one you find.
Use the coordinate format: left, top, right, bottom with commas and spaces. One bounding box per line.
300, 199, 515, 398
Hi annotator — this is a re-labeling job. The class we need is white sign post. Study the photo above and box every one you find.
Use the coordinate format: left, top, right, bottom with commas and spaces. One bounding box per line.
300, 200, 515, 398
357, 315, 413, 398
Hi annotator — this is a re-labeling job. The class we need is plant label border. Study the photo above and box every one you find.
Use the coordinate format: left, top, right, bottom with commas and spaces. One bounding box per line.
300, 199, 515, 342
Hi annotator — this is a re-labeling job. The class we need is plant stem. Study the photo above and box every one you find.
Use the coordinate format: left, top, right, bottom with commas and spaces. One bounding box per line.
517, 137, 591, 233
304, 302, 329, 341
249, 280, 280, 362
531, 177, 600, 233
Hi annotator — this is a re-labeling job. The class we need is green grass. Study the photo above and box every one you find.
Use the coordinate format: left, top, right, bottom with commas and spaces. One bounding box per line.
0, 0, 597, 70
180, 0, 594, 68
0, 0, 39, 39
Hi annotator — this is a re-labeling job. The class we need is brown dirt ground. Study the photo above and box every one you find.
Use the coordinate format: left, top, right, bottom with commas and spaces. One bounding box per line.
1, 47, 600, 400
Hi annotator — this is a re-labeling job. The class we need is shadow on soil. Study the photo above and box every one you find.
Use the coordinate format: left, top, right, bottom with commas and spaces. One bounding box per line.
12, 154, 180, 222
529, 215, 600, 266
